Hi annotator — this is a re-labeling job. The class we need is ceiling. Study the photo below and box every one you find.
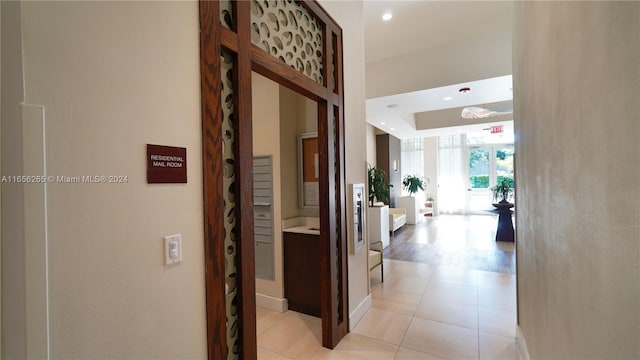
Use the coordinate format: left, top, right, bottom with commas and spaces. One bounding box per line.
363, 1, 514, 139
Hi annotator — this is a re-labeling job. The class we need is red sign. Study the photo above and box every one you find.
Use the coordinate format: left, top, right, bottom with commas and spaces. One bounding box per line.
147, 144, 187, 184
491, 126, 504, 134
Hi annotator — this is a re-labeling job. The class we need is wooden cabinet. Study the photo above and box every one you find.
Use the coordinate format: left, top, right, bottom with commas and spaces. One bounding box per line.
283, 232, 321, 317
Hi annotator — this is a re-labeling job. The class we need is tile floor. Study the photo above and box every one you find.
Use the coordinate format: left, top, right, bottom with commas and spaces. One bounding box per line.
256, 259, 518, 359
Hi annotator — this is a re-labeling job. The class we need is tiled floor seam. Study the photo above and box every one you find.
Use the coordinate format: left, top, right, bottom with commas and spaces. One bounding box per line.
411, 313, 480, 332
308, 347, 322, 360
392, 345, 401, 359
257, 317, 286, 339
351, 329, 407, 349
411, 271, 433, 318
398, 315, 417, 355
479, 331, 516, 340
398, 330, 453, 360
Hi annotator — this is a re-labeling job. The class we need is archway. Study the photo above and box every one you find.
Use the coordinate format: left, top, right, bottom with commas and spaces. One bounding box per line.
198, 1, 349, 358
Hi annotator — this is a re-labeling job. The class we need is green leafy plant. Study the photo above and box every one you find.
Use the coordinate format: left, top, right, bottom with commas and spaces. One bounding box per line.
367, 165, 392, 206
402, 175, 429, 196
492, 178, 514, 203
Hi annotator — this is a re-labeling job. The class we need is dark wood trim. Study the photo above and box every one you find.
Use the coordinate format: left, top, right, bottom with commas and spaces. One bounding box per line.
301, 0, 339, 35
250, 45, 328, 102
334, 30, 344, 99
317, 100, 336, 348
198, 1, 227, 359
283, 232, 322, 317
221, 27, 239, 52
330, 92, 341, 106
334, 104, 349, 341
235, 1, 258, 359
199, 1, 348, 357
329, 32, 336, 93
319, 102, 349, 348
323, 25, 331, 92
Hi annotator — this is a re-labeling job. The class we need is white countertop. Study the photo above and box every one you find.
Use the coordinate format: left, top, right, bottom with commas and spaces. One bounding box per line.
282, 217, 320, 235
282, 226, 320, 235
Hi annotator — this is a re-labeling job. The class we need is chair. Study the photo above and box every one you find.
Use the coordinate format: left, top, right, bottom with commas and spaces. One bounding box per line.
369, 240, 384, 282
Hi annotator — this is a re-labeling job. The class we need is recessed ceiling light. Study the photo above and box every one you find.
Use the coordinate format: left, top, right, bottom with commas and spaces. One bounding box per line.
386, 103, 398, 108
390, 128, 395, 131
443, 96, 453, 101
382, 12, 392, 21
380, 122, 386, 125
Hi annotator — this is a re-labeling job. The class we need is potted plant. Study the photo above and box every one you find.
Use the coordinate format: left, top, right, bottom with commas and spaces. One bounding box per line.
492, 178, 514, 204
425, 194, 434, 208
397, 175, 429, 224
367, 165, 392, 206
492, 178, 515, 242
402, 174, 429, 196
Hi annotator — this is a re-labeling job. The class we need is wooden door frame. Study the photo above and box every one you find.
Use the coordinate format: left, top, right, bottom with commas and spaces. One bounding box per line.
199, 1, 349, 358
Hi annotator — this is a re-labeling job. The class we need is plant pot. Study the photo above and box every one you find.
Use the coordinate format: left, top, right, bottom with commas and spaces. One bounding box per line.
492, 202, 514, 210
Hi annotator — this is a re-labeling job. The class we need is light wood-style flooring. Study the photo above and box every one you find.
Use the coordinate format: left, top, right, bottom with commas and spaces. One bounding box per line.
384, 215, 516, 274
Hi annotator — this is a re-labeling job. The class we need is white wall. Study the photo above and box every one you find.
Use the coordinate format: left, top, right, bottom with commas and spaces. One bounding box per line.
366, 30, 511, 99
279, 86, 300, 221
366, 124, 377, 167
301, 97, 319, 135
513, 2, 639, 358
0, 0, 2, 353
3, 0, 369, 356
318, 0, 370, 327
10, 2, 207, 358
2, 1, 27, 357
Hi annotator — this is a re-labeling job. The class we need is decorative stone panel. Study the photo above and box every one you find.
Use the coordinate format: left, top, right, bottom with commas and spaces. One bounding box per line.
250, 0, 324, 85
221, 50, 240, 360
220, 0, 233, 29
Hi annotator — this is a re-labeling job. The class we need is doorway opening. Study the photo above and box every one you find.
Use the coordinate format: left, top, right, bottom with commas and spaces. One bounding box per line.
468, 144, 515, 213
251, 71, 324, 319
198, 1, 349, 358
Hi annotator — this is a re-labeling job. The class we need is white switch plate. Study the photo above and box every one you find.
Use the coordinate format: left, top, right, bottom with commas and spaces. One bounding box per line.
164, 234, 182, 265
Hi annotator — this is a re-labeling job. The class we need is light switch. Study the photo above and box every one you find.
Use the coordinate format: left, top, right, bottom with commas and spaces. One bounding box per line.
164, 234, 182, 265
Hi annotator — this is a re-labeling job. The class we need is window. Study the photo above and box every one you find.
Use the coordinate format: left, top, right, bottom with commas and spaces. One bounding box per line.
468, 145, 514, 212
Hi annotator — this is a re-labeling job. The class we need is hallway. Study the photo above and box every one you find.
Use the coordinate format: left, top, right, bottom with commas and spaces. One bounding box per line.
385, 215, 515, 274
256, 260, 517, 359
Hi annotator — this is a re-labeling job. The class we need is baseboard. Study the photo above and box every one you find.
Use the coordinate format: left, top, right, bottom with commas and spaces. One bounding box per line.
349, 294, 372, 330
256, 293, 288, 313
516, 325, 531, 360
